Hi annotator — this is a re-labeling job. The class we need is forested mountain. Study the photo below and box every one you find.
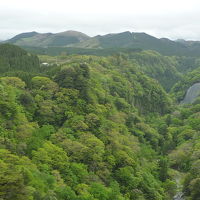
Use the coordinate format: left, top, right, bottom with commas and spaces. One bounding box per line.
7, 31, 39, 43
69, 32, 184, 54
4, 31, 90, 47
171, 66, 200, 103
5, 30, 200, 57
154, 101, 200, 199
127, 50, 182, 91
1, 43, 200, 200
0, 44, 174, 200
38, 50, 198, 92
68, 32, 200, 56
0, 43, 40, 73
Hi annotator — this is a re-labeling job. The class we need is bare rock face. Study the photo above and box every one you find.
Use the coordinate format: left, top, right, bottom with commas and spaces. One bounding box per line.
173, 192, 184, 200
181, 83, 200, 104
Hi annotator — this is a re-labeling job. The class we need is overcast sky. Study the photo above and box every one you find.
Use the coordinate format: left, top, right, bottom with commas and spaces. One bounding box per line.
1, 0, 200, 40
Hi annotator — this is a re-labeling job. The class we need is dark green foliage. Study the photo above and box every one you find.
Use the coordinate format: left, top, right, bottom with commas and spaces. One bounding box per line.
23, 46, 142, 56
54, 63, 90, 101
158, 157, 169, 182
175, 56, 198, 74
128, 50, 182, 91
171, 67, 200, 102
0, 43, 40, 73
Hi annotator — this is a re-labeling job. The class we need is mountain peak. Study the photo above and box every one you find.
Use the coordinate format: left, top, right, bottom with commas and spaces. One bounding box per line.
6, 30, 90, 47
57, 30, 90, 38
8, 31, 39, 43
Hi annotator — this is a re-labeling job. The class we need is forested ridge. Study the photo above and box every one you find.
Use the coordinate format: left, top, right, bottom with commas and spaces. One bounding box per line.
6, 30, 200, 57
0, 43, 200, 200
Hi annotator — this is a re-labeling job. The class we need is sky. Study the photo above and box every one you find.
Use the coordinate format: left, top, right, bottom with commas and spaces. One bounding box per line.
1, 0, 200, 40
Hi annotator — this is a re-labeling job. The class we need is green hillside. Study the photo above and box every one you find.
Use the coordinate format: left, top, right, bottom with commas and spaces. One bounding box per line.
4, 30, 200, 57
5, 31, 90, 47
38, 50, 190, 92
1, 44, 200, 200
0, 44, 177, 200
0, 43, 40, 73
171, 66, 200, 102
69, 31, 200, 57
153, 101, 200, 200
127, 50, 182, 91
7, 31, 38, 43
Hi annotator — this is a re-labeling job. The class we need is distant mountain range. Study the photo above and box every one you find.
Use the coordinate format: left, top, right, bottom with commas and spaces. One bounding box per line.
4, 31, 90, 47
3, 30, 200, 56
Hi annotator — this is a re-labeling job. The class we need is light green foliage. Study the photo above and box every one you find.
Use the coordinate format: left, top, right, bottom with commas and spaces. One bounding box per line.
0, 46, 190, 200
32, 141, 69, 173
0, 77, 26, 89
31, 76, 59, 98
128, 50, 182, 91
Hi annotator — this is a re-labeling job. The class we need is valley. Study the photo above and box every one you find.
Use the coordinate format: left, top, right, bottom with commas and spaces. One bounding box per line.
1, 32, 200, 199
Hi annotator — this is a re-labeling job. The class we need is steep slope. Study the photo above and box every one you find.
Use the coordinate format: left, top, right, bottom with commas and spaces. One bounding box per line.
0, 43, 40, 73
7, 31, 38, 43
38, 50, 183, 92
0, 48, 176, 199
2, 39, 200, 200
128, 50, 183, 91
153, 101, 200, 200
171, 67, 200, 103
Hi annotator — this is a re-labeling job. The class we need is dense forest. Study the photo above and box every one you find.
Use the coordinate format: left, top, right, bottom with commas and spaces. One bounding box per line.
0, 43, 200, 200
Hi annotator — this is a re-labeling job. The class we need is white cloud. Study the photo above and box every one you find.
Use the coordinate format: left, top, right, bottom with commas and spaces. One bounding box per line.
1, 0, 200, 40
